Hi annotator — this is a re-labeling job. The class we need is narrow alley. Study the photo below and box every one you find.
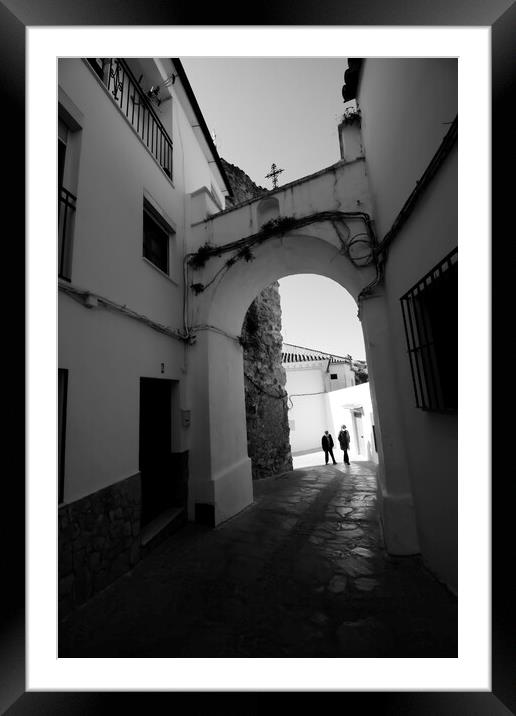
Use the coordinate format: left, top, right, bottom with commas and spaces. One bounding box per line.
58, 462, 457, 658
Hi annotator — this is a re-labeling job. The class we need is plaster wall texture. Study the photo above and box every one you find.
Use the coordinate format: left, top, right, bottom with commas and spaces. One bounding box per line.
381, 148, 458, 589
187, 160, 378, 526
188, 159, 376, 348
58, 58, 223, 506
58, 58, 223, 327
59, 295, 186, 503
326, 382, 378, 463
190, 157, 372, 255
186, 329, 253, 524
357, 58, 458, 589
189, 187, 223, 224
286, 367, 332, 454
338, 117, 363, 162
324, 362, 356, 391
358, 58, 458, 238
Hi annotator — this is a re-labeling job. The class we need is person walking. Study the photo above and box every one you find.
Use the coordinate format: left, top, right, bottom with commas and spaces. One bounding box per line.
338, 424, 351, 465
321, 430, 337, 465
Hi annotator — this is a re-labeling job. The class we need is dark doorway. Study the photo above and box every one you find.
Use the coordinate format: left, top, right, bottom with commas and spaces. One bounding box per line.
139, 378, 175, 527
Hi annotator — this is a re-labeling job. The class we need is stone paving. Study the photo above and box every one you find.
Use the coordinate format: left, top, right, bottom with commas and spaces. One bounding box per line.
58, 461, 457, 657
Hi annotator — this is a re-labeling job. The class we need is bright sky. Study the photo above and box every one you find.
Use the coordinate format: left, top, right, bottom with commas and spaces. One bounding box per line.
181, 57, 348, 188
278, 275, 366, 360
181, 57, 366, 362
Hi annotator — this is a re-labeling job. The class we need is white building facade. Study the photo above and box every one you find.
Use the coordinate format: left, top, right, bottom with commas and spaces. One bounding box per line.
326, 382, 378, 464
58, 58, 233, 611
281, 343, 375, 461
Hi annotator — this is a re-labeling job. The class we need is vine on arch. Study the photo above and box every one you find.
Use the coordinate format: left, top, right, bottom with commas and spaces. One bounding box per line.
187, 210, 376, 295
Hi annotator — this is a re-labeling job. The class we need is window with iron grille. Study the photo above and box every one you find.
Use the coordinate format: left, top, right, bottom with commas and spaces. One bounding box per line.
143, 199, 172, 274
400, 248, 457, 413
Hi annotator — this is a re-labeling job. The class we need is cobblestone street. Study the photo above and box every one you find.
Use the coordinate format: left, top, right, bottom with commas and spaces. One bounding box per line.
59, 461, 457, 657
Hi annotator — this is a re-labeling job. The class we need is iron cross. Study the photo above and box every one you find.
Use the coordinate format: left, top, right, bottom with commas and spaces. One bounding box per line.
265, 162, 284, 189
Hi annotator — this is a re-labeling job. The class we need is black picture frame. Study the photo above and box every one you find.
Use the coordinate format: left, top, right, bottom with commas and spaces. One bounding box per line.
3, 0, 510, 711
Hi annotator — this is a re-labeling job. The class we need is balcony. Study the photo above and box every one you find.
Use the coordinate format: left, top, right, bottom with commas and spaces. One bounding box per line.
87, 58, 173, 180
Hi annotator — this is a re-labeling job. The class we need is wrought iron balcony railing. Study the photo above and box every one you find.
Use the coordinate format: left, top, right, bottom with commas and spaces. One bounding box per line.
87, 58, 173, 180
59, 186, 77, 280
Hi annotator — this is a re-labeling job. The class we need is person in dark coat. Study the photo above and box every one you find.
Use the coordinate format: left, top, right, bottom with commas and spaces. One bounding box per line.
338, 424, 351, 465
321, 430, 337, 465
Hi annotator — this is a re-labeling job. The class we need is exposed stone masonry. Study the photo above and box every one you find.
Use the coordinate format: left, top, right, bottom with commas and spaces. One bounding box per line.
221, 157, 292, 479
58, 472, 141, 617
241, 283, 293, 479
221, 158, 267, 208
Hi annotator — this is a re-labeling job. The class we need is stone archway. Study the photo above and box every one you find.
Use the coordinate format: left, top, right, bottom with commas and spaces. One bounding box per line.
186, 223, 419, 555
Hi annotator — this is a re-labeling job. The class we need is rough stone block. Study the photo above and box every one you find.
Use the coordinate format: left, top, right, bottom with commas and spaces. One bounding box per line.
59, 594, 74, 617
58, 472, 143, 613
89, 552, 101, 571
74, 570, 92, 604
94, 569, 110, 592
59, 548, 73, 577
109, 552, 130, 581
129, 542, 140, 566
59, 573, 74, 597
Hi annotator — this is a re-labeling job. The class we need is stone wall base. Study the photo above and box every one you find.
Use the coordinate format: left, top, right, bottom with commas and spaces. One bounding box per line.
59, 472, 142, 618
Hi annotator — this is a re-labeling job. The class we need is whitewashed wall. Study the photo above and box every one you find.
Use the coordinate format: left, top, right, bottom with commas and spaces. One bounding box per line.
358, 58, 458, 590
285, 366, 333, 454
326, 382, 378, 464
358, 59, 457, 239
58, 58, 224, 504
324, 362, 355, 392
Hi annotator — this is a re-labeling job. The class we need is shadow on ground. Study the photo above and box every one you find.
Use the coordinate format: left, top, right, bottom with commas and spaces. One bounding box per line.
59, 461, 457, 657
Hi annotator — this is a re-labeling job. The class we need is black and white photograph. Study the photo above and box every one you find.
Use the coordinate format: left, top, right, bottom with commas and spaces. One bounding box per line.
1, 0, 510, 710
56, 55, 459, 661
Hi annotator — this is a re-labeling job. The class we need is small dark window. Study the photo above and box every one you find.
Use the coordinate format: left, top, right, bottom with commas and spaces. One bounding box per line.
58, 369, 69, 504
143, 202, 170, 274
330, 373, 338, 380
400, 248, 457, 413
